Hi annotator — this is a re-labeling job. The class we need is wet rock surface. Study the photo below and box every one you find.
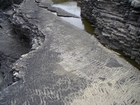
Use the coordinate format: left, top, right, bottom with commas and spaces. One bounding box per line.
77, 0, 140, 64
0, 0, 140, 105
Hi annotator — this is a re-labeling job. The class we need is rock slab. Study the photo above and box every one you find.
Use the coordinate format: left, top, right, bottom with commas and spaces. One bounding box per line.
0, 0, 140, 105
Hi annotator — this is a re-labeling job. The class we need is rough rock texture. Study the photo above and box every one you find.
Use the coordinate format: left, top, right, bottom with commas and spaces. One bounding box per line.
10, 12, 45, 50
0, 0, 45, 92
0, 51, 17, 90
0, 13, 31, 91
77, 0, 140, 64
0, 0, 140, 105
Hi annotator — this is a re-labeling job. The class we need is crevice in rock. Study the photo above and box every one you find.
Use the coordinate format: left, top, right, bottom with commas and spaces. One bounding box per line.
10, 12, 45, 50
38, 2, 79, 18
76, 0, 140, 68
0, 8, 45, 91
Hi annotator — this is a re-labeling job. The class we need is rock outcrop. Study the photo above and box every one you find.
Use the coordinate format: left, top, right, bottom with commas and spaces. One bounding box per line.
77, 0, 140, 64
0, 0, 45, 91
0, 0, 140, 105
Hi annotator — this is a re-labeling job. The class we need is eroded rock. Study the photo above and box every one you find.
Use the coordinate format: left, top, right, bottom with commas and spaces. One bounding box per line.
77, 0, 140, 64
0, 0, 24, 10
0, 0, 45, 91
0, 0, 140, 105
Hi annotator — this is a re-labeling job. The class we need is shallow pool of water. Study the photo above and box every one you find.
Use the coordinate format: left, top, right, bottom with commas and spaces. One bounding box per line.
52, 0, 94, 34
51, 0, 140, 70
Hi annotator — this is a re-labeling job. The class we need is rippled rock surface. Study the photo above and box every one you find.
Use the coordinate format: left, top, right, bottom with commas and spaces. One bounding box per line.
77, 0, 140, 64
0, 0, 140, 105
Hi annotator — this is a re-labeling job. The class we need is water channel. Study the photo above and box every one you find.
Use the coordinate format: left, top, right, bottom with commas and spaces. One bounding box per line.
52, 0, 94, 34
51, 0, 140, 70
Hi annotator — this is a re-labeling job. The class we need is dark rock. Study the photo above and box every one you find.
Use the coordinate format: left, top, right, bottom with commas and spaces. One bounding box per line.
77, 0, 140, 64
0, 51, 17, 91
0, 0, 140, 105
0, 0, 45, 91
0, 25, 2, 29
13, 0, 24, 5
0, 0, 23, 10
10, 12, 45, 49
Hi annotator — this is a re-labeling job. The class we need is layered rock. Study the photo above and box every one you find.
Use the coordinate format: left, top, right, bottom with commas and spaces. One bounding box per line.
0, 0, 45, 91
0, 0, 140, 105
77, 0, 140, 64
